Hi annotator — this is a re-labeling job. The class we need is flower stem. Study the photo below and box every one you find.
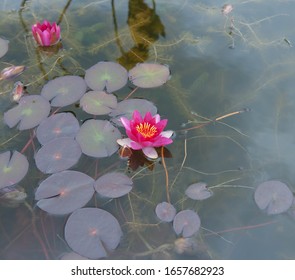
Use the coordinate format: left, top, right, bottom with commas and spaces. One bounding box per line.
161, 146, 170, 204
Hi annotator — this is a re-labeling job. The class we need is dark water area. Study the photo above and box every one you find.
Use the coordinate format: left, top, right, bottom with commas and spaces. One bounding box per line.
1, 0, 295, 260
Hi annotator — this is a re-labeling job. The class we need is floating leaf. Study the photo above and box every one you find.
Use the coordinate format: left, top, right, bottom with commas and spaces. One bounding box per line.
0, 151, 29, 189
254, 180, 293, 215
109, 98, 157, 126
4, 95, 50, 130
35, 171, 94, 215
128, 63, 170, 88
76, 119, 121, 158
155, 202, 176, 222
80, 91, 117, 115
94, 172, 133, 198
84, 61, 128, 93
41, 76, 87, 107
36, 113, 80, 145
64, 208, 122, 259
35, 137, 82, 174
185, 182, 213, 200
0, 37, 9, 58
173, 210, 201, 238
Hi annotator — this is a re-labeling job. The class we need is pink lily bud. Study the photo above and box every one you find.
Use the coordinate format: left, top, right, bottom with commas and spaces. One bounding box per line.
31, 20, 61, 47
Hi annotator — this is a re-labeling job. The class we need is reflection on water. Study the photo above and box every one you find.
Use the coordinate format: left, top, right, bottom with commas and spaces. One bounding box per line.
1, 0, 295, 259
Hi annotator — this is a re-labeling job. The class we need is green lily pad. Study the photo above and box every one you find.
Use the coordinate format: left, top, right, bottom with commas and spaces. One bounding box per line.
4, 95, 51, 130
36, 112, 80, 145
109, 98, 157, 126
128, 63, 170, 88
0, 151, 29, 189
35, 171, 94, 215
76, 119, 121, 158
80, 91, 117, 115
41, 76, 87, 107
84, 61, 128, 93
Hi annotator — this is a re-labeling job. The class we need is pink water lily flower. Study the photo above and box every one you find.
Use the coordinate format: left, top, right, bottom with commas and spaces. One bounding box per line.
117, 110, 173, 159
32, 20, 60, 47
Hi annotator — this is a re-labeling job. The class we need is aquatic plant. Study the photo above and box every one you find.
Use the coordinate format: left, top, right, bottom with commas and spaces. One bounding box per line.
0, 37, 9, 58
117, 110, 174, 159
31, 20, 61, 47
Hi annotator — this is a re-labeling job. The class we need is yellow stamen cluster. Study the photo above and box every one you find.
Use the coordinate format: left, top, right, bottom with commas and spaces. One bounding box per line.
136, 122, 157, 138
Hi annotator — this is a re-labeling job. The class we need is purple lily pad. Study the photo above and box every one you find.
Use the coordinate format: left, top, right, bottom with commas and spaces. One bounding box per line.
64, 208, 123, 259
35, 137, 82, 174
76, 119, 121, 158
94, 172, 133, 198
155, 202, 176, 222
173, 210, 201, 238
128, 63, 170, 88
185, 182, 213, 200
84, 61, 128, 93
36, 112, 80, 145
35, 171, 94, 215
4, 95, 51, 130
254, 180, 293, 215
80, 91, 117, 115
41, 76, 87, 107
0, 151, 29, 189
109, 98, 157, 126
0, 37, 9, 59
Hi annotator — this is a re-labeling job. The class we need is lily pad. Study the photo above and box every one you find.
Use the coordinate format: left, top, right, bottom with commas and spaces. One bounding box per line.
80, 91, 117, 115
35, 137, 82, 174
0, 37, 9, 58
84, 61, 128, 93
254, 180, 293, 215
155, 202, 176, 222
36, 112, 80, 145
76, 119, 121, 158
128, 63, 170, 88
94, 172, 133, 198
173, 210, 201, 238
41, 76, 87, 107
0, 151, 29, 189
185, 182, 213, 200
109, 98, 157, 126
4, 95, 51, 130
35, 171, 94, 215
64, 208, 122, 259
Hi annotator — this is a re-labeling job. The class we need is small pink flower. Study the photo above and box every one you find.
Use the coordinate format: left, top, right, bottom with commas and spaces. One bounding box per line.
117, 110, 173, 159
32, 20, 60, 47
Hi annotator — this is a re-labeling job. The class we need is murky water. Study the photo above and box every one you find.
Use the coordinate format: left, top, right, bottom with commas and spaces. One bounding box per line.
1, 0, 295, 259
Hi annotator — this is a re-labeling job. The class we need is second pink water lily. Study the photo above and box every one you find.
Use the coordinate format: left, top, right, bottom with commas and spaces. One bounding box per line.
32, 20, 60, 47
117, 110, 173, 159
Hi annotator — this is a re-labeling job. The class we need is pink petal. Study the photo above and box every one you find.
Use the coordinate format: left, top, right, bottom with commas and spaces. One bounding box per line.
132, 110, 143, 123
152, 136, 173, 147
143, 111, 153, 122
125, 128, 138, 142
155, 119, 168, 133
43, 20, 51, 28
35, 30, 44, 46
117, 138, 132, 147
154, 114, 160, 123
130, 141, 143, 150
142, 147, 158, 159
120, 117, 131, 130
41, 30, 51, 46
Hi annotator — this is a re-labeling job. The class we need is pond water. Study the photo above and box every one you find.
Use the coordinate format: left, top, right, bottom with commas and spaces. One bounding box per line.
1, 0, 295, 260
